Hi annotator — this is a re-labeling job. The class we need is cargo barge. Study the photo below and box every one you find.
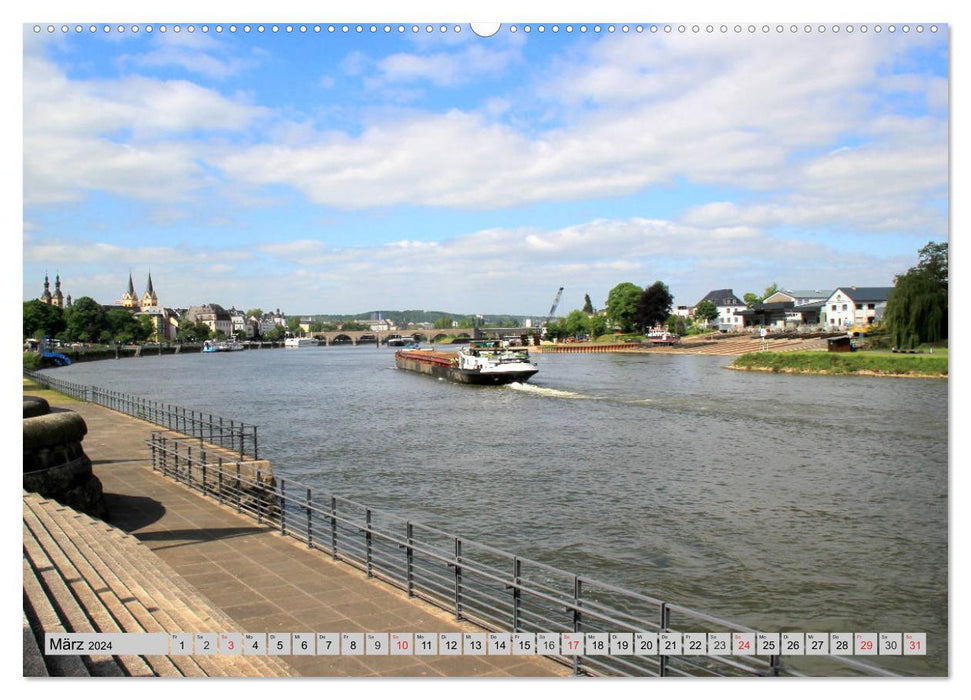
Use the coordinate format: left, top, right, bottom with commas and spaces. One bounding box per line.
394, 341, 538, 385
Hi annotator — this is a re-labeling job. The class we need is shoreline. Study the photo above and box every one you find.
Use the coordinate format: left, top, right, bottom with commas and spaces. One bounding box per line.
727, 365, 947, 380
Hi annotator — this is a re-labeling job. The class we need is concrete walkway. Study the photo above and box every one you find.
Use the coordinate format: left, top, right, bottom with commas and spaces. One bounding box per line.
50, 397, 569, 678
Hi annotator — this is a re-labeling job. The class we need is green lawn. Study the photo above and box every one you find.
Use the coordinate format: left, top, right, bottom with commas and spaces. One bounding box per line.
731, 350, 947, 377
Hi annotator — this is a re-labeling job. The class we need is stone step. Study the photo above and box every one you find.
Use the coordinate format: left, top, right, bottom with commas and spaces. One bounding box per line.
31, 497, 253, 678
23, 505, 155, 676
26, 496, 201, 677
23, 611, 48, 676
22, 522, 127, 676
24, 493, 294, 677
22, 561, 88, 677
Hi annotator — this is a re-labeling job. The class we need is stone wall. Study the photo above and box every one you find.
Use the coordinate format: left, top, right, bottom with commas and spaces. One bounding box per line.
23, 397, 106, 519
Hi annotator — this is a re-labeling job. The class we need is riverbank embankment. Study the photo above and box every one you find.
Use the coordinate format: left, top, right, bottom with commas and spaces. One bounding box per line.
729, 350, 948, 379
532, 334, 829, 356
22, 384, 566, 678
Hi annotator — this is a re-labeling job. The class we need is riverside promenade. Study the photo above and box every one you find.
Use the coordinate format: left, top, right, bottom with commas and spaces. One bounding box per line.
32, 391, 567, 678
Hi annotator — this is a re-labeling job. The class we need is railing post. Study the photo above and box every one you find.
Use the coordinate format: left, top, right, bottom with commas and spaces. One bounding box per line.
306, 488, 313, 549
406, 522, 414, 598
217, 457, 223, 504
769, 654, 781, 676
454, 537, 463, 621
330, 496, 338, 559
512, 557, 522, 631
659, 602, 670, 677
187, 445, 193, 490
235, 463, 241, 513
256, 469, 263, 524
365, 508, 373, 578
219, 416, 224, 448
572, 576, 582, 676
253, 425, 258, 460
280, 479, 287, 536
201, 449, 207, 496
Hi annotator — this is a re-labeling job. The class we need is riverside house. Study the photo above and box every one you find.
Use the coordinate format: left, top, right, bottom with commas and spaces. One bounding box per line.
822, 287, 894, 330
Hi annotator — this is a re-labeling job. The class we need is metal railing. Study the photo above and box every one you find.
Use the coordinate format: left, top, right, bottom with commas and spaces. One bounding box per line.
24, 369, 259, 460
146, 431, 899, 678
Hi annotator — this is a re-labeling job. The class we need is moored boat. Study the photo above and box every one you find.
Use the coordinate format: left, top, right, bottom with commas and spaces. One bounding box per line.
203, 340, 246, 353
284, 337, 317, 348
395, 340, 538, 385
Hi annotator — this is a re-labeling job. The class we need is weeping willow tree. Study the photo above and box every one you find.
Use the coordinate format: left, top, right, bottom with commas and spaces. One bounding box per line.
884, 242, 948, 349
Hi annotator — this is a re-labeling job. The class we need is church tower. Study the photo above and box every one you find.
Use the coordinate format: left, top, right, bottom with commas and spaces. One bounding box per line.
52, 273, 64, 307
140, 272, 158, 310
40, 273, 52, 304
121, 272, 138, 308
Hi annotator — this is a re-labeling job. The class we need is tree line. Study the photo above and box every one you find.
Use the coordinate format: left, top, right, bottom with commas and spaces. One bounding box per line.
23, 297, 157, 345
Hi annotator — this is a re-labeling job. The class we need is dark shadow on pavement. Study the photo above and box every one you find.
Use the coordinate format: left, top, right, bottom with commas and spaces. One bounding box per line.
133, 526, 270, 550
102, 492, 166, 532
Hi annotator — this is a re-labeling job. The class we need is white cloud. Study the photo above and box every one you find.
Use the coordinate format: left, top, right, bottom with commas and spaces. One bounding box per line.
23, 50, 267, 205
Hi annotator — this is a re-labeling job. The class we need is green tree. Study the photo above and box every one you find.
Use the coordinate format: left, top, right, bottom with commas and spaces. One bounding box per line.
177, 321, 212, 343
582, 294, 594, 314
606, 282, 642, 333
634, 281, 674, 331
23, 300, 66, 339
246, 308, 263, 319
286, 317, 302, 334
138, 315, 156, 342
106, 308, 143, 343
341, 321, 368, 331
263, 325, 286, 341
585, 314, 608, 338
885, 242, 948, 349
666, 314, 687, 335
743, 283, 779, 308
545, 318, 568, 340
433, 316, 454, 329
64, 297, 108, 343
564, 309, 588, 338
694, 300, 719, 325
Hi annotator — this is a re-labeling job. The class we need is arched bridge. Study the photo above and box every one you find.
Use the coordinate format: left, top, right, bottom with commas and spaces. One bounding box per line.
310, 328, 536, 346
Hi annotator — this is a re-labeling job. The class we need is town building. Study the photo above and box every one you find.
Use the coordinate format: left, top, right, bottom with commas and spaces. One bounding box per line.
184, 304, 234, 337
822, 287, 894, 330
695, 289, 745, 331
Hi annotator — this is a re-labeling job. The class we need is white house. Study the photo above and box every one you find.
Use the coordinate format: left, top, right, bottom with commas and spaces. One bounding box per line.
764, 289, 834, 306
823, 287, 893, 330
695, 289, 745, 331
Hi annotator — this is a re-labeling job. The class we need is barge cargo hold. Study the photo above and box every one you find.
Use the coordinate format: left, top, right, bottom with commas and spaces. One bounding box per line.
395, 342, 538, 385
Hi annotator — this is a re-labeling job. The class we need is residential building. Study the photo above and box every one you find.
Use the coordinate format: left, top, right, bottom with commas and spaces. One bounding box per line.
695, 289, 745, 331
184, 303, 234, 337
763, 289, 833, 306
822, 287, 894, 330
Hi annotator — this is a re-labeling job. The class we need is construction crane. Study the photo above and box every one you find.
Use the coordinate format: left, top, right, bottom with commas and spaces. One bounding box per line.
545, 286, 564, 325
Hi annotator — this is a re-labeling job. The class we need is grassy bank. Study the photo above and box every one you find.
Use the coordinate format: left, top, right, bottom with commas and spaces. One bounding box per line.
23, 377, 82, 404
730, 350, 947, 378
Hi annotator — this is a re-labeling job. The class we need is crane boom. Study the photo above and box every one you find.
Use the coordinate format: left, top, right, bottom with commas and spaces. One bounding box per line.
546, 286, 564, 323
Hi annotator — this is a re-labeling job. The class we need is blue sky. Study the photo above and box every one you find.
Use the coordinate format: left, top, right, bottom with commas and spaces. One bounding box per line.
21, 11, 949, 317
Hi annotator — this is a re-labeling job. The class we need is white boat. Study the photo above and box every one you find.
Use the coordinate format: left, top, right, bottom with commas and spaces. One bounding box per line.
395, 340, 538, 385
284, 337, 317, 348
203, 340, 246, 353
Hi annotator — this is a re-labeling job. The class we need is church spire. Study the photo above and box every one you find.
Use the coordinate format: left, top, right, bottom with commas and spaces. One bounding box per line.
40, 272, 52, 304
127, 272, 136, 297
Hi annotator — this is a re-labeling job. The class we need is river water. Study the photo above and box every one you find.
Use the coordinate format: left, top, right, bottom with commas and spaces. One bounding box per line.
50, 346, 948, 675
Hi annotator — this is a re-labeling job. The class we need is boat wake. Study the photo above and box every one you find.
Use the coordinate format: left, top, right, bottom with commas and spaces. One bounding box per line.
505, 382, 591, 400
